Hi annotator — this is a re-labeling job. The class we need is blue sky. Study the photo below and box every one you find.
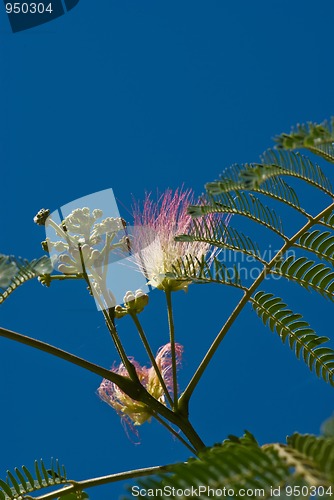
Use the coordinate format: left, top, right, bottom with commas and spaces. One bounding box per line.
0, 1, 333, 498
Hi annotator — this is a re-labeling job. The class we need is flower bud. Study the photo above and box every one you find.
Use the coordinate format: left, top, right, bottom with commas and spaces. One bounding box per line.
114, 305, 128, 318
34, 208, 50, 226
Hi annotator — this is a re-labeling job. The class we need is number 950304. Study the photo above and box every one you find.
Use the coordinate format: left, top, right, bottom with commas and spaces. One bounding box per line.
6, 3, 53, 14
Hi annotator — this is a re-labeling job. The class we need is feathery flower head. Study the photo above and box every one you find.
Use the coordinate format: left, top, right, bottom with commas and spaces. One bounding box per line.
132, 188, 217, 291
97, 343, 183, 432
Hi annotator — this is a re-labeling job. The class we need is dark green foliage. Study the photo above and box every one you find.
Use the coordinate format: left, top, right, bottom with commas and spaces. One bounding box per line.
170, 254, 245, 289
275, 118, 334, 162
251, 292, 334, 386
176, 219, 263, 261
174, 117, 334, 388
260, 149, 332, 195
125, 432, 334, 499
0, 255, 52, 304
287, 433, 334, 483
189, 190, 285, 237
296, 230, 334, 266
273, 256, 334, 301
0, 459, 67, 499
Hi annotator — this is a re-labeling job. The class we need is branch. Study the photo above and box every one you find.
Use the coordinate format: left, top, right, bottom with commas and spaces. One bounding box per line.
0, 326, 142, 399
0, 326, 206, 452
179, 201, 334, 412
30, 464, 172, 500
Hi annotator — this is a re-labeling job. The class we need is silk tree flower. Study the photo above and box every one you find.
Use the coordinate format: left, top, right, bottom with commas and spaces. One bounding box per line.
39, 207, 129, 309
132, 188, 220, 291
98, 343, 183, 432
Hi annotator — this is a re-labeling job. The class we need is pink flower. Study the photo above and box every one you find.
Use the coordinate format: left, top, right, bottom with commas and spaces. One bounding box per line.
132, 188, 219, 291
97, 343, 183, 432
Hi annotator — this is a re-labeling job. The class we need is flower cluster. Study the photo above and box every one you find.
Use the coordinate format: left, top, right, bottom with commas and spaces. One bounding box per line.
98, 343, 183, 429
40, 207, 129, 309
114, 289, 149, 318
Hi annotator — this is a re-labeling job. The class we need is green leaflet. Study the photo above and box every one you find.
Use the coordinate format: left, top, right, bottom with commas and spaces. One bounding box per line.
188, 190, 285, 237
275, 118, 334, 164
0, 255, 52, 305
0, 459, 67, 500
322, 210, 334, 230
170, 254, 244, 290
273, 256, 334, 302
205, 150, 332, 200
296, 229, 334, 267
287, 433, 334, 483
124, 432, 334, 499
251, 291, 334, 386
176, 219, 263, 262
260, 149, 332, 195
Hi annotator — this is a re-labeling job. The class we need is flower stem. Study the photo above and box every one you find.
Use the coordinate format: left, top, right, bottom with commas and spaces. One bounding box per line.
101, 306, 139, 382
152, 412, 197, 455
77, 243, 138, 382
130, 312, 174, 407
165, 289, 178, 410
0, 325, 206, 452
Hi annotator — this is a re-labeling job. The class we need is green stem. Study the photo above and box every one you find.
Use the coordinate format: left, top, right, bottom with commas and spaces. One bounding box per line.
130, 312, 174, 407
0, 326, 141, 399
152, 412, 197, 455
0, 326, 206, 452
179, 201, 334, 413
47, 274, 84, 281
77, 243, 137, 381
30, 464, 172, 500
165, 289, 178, 410
101, 306, 138, 382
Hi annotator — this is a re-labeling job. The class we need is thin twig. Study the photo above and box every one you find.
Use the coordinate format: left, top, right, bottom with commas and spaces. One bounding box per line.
130, 312, 174, 407
165, 289, 178, 410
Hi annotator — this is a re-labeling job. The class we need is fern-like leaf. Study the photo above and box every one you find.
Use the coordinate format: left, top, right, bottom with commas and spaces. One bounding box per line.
260, 150, 332, 196
170, 255, 245, 289
275, 118, 334, 164
251, 292, 334, 386
188, 190, 285, 237
321, 210, 334, 230
272, 256, 334, 301
177, 219, 264, 262
287, 433, 334, 483
205, 151, 332, 199
127, 433, 290, 499
0, 256, 18, 289
0, 256, 52, 305
125, 431, 334, 499
295, 230, 334, 267
0, 459, 67, 500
